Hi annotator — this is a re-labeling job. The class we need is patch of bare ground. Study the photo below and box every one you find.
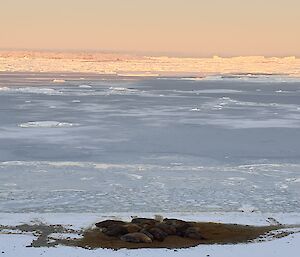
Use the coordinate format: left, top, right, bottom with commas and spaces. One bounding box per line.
2, 217, 298, 250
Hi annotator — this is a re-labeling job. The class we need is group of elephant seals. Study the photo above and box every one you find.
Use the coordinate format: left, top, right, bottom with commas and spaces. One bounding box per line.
95, 217, 206, 244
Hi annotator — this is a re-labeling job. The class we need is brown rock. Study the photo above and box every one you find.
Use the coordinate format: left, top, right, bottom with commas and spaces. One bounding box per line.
120, 232, 152, 243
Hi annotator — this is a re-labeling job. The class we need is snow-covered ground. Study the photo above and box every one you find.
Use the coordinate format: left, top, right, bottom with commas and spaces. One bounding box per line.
0, 212, 300, 257
1, 232, 299, 257
1, 52, 300, 78
0, 72, 300, 256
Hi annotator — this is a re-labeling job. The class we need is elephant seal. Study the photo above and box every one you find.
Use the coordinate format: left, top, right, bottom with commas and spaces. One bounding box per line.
184, 227, 206, 240
155, 223, 177, 235
123, 223, 142, 233
163, 218, 191, 236
131, 218, 158, 227
140, 229, 154, 240
120, 232, 152, 243
102, 224, 128, 237
95, 220, 126, 229
147, 227, 168, 241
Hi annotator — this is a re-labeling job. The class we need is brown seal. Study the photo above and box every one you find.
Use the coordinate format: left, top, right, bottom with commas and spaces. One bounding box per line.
163, 218, 191, 236
95, 220, 126, 229
131, 218, 158, 227
140, 229, 154, 240
155, 223, 177, 235
102, 224, 128, 237
184, 227, 206, 240
147, 227, 168, 241
123, 224, 142, 233
120, 232, 152, 243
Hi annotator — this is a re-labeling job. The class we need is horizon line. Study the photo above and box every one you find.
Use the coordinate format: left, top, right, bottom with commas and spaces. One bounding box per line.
0, 48, 299, 59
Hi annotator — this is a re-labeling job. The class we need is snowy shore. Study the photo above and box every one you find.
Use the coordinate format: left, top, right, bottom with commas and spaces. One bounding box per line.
1, 212, 300, 257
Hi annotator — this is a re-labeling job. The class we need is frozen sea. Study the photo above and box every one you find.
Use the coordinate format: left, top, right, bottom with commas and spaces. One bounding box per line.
0, 72, 300, 214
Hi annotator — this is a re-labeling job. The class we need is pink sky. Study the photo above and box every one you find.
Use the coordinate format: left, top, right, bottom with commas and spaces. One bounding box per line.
1, 0, 299, 56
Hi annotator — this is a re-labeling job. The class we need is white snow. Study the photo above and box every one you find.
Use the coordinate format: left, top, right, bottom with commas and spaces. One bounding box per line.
1, 53, 300, 78
0, 233, 299, 257
0, 212, 299, 257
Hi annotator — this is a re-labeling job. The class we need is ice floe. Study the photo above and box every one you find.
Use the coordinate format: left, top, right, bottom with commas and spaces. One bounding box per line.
107, 87, 139, 95
18, 121, 79, 128
0, 87, 61, 95
78, 85, 92, 88
203, 74, 300, 83
52, 79, 66, 83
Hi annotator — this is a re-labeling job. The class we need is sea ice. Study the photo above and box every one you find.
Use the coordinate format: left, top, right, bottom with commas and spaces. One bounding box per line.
18, 121, 79, 128
53, 79, 66, 83
78, 85, 92, 88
